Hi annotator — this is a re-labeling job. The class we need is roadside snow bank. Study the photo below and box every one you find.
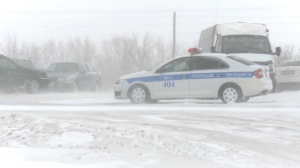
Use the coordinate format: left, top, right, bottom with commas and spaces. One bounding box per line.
1, 112, 300, 168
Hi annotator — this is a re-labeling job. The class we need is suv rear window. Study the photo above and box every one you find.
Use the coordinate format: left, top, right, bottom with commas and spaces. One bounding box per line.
280, 61, 300, 67
227, 56, 254, 66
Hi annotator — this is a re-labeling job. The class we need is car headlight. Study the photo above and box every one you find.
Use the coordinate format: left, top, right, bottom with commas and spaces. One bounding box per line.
115, 79, 126, 85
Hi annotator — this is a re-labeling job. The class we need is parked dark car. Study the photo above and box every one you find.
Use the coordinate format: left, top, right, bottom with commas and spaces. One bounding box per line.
0, 54, 50, 93
46, 62, 102, 92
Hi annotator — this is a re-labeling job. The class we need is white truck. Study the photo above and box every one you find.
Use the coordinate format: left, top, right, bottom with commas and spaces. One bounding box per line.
199, 22, 281, 89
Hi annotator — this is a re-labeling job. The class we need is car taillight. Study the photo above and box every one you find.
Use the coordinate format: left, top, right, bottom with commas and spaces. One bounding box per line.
254, 69, 263, 78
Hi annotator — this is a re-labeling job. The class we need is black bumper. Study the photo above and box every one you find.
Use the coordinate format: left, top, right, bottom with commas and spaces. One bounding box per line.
277, 82, 300, 91
38, 78, 51, 88
48, 82, 75, 91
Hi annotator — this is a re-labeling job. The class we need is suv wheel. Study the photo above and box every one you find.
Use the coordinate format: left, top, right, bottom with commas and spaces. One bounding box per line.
26, 80, 40, 94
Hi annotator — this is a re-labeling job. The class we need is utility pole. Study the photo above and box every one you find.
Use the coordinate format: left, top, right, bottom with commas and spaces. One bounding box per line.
172, 12, 176, 58
215, 0, 218, 24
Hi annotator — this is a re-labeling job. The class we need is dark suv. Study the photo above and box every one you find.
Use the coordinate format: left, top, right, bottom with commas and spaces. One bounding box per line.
0, 54, 50, 93
46, 62, 102, 92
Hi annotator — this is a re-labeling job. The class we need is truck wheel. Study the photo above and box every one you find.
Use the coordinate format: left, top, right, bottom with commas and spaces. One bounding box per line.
221, 86, 243, 104
129, 85, 150, 104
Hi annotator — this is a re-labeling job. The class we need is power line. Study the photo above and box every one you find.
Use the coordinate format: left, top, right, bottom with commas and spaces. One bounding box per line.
0, 16, 171, 23
1, 16, 300, 24
2, 22, 300, 29
1, 7, 300, 14
0, 24, 172, 29
11, 32, 300, 39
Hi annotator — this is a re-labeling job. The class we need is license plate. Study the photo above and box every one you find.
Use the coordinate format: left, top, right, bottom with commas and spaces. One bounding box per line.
281, 70, 294, 75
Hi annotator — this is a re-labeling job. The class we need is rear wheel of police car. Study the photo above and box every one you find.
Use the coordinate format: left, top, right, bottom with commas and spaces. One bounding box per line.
25, 80, 40, 94
220, 85, 243, 104
129, 85, 151, 104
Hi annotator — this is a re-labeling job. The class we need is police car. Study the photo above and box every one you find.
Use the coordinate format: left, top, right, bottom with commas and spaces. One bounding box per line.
114, 48, 273, 104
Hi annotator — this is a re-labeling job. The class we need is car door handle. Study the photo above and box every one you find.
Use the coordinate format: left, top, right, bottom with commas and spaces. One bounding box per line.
182, 75, 187, 79
216, 73, 221, 77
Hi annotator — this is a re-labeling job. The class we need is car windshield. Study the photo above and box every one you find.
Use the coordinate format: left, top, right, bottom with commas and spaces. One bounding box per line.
47, 63, 79, 72
222, 35, 272, 54
280, 61, 300, 67
21, 60, 33, 69
13, 59, 23, 66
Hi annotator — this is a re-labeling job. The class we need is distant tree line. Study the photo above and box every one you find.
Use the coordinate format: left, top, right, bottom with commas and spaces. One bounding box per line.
0, 33, 188, 88
0, 33, 298, 88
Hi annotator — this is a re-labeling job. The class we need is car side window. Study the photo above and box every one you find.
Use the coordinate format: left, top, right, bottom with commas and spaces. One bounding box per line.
193, 57, 229, 70
220, 61, 229, 69
0, 58, 17, 69
159, 57, 191, 73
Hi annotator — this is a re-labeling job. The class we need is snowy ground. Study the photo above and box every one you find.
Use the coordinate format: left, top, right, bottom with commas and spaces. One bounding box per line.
0, 92, 300, 168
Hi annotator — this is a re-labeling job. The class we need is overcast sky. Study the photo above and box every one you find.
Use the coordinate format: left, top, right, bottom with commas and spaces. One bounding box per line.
1, 0, 300, 48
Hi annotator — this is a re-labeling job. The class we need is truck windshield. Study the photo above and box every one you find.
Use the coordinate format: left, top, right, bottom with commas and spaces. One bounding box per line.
222, 35, 271, 54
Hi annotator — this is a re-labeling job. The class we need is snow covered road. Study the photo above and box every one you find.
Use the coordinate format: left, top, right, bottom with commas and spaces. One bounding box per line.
0, 92, 300, 168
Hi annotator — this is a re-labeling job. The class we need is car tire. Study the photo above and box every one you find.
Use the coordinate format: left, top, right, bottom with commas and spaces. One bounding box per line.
128, 85, 151, 104
26, 80, 40, 94
220, 85, 243, 104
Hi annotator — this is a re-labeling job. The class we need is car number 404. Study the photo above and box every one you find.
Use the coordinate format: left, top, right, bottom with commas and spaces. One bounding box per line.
163, 81, 175, 88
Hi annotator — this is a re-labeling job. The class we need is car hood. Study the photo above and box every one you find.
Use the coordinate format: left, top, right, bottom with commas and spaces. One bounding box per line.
120, 71, 152, 79
20, 67, 47, 76
47, 72, 78, 79
231, 53, 274, 62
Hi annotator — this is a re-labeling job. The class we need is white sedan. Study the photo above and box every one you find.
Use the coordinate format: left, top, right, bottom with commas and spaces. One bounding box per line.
114, 49, 273, 104
276, 60, 300, 91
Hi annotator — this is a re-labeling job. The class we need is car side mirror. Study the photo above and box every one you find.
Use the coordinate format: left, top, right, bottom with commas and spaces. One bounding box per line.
211, 46, 216, 53
275, 47, 281, 56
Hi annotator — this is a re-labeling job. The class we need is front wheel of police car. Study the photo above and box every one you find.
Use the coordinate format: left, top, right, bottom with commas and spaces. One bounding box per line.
128, 85, 151, 104
220, 86, 243, 104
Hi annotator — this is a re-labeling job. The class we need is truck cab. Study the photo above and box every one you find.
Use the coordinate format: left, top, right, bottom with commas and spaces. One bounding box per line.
199, 22, 281, 88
